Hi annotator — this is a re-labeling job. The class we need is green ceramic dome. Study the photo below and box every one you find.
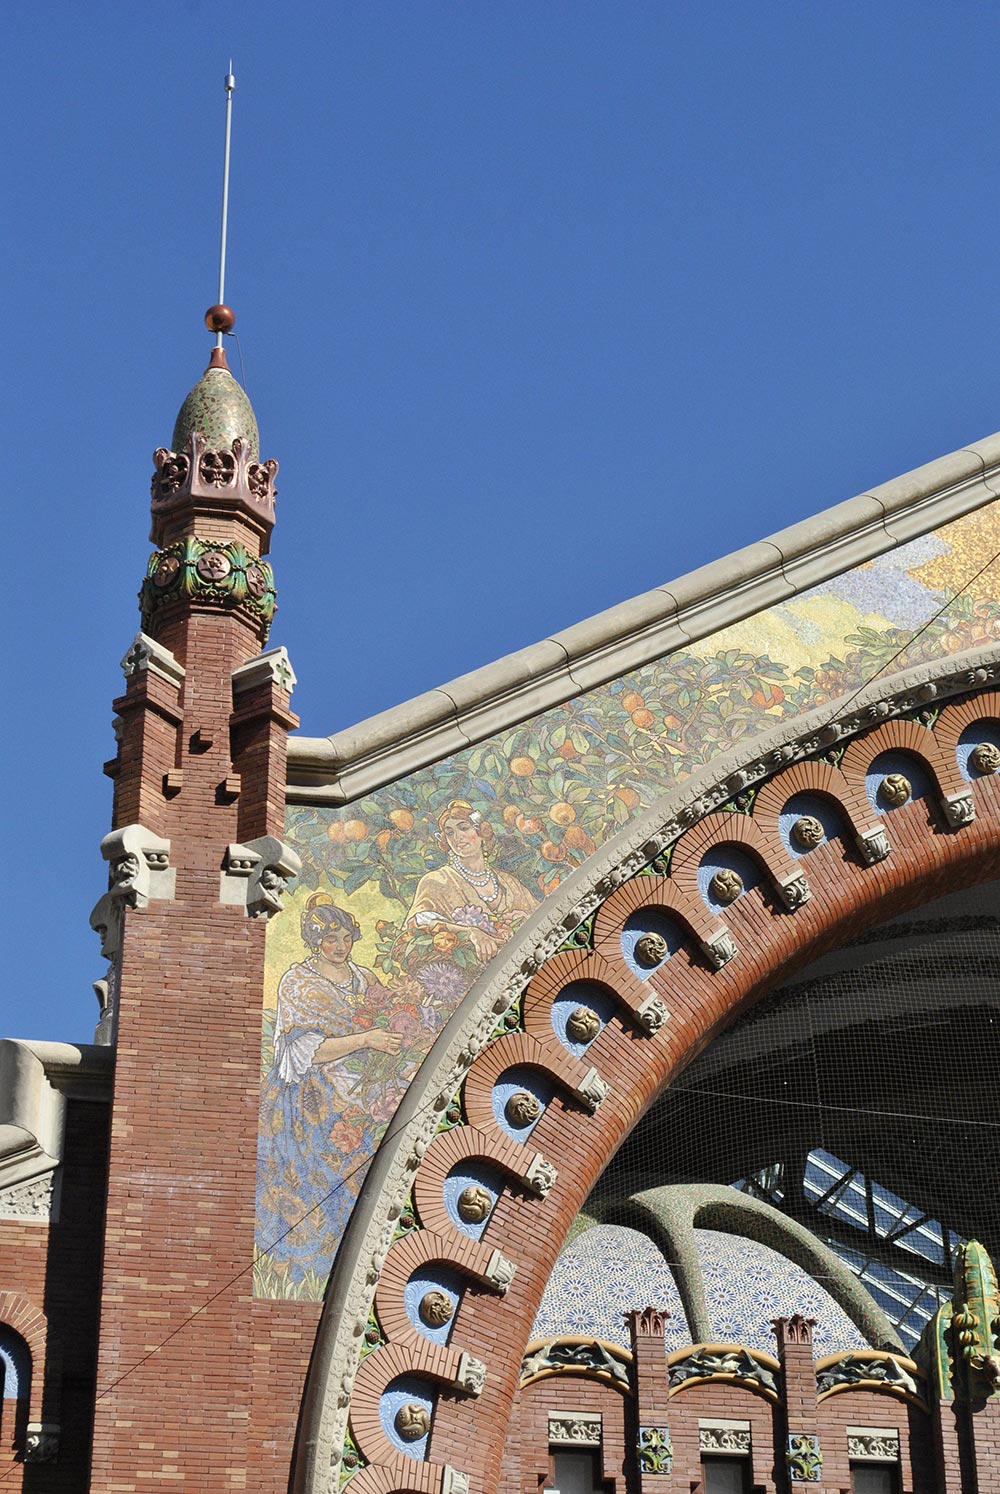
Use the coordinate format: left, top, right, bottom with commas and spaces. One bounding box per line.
171, 364, 260, 460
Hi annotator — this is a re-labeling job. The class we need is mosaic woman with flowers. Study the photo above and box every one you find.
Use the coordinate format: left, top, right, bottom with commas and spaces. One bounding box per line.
256, 895, 433, 1287
395, 800, 537, 1005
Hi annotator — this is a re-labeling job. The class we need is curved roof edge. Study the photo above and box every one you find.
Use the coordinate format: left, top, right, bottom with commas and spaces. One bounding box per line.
288, 429, 1000, 803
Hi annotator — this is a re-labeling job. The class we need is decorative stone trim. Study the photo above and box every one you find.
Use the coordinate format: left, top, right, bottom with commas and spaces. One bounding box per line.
776, 872, 811, 911
637, 1426, 673, 1474
856, 826, 892, 863
548, 1412, 601, 1447
140, 534, 276, 643
847, 1429, 900, 1462
576, 1067, 609, 1112
25, 1423, 59, 1463
668, 1346, 779, 1400
786, 1434, 822, 1482
524, 1155, 558, 1196
441, 1467, 469, 1494
120, 631, 185, 686
485, 1249, 515, 1294
220, 836, 302, 919
701, 930, 738, 969
455, 1353, 486, 1396
942, 789, 975, 827
636, 992, 669, 1034
150, 431, 277, 541
522, 1338, 632, 1387
0, 1172, 56, 1222
232, 645, 297, 696
815, 1351, 922, 1402
699, 1422, 751, 1455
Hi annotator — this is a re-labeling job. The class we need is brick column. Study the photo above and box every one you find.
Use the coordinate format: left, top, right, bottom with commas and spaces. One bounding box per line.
88, 354, 297, 1492
628, 1308, 674, 1492
773, 1317, 821, 1494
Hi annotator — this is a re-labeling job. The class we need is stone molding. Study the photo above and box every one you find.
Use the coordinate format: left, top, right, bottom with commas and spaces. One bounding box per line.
846, 1429, 900, 1462
0, 1172, 56, 1222
287, 433, 1000, 803
699, 1423, 751, 1455
548, 1412, 601, 1446
232, 645, 297, 696
293, 644, 1000, 1494
0, 1040, 111, 1202
120, 631, 185, 687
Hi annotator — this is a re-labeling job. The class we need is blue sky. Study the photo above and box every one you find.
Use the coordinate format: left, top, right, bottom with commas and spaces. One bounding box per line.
6, 1, 1000, 1041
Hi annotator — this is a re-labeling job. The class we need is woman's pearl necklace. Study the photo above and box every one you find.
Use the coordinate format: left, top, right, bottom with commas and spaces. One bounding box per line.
449, 851, 500, 900
317, 959, 359, 993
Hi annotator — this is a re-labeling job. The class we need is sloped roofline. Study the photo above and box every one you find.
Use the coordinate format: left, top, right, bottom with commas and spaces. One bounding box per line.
287, 430, 1000, 803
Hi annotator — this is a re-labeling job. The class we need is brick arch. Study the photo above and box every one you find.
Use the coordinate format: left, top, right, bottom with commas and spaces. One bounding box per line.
295, 666, 1000, 1494
0, 1293, 46, 1420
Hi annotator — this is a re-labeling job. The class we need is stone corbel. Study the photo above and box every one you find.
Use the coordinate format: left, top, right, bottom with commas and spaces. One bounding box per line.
637, 992, 669, 1034
777, 872, 811, 911
524, 1154, 558, 1195
856, 826, 891, 864
455, 1352, 487, 1396
942, 790, 975, 828
484, 1249, 515, 1294
221, 835, 302, 919
701, 929, 738, 969
99, 824, 175, 909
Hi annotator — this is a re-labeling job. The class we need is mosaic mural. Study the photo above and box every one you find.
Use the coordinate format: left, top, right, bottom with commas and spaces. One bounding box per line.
254, 501, 1000, 1298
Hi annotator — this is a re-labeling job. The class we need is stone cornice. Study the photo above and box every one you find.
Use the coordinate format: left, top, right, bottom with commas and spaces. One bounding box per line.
287, 431, 1000, 804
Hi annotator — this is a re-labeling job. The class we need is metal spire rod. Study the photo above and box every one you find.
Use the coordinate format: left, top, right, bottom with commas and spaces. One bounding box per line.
216, 61, 236, 348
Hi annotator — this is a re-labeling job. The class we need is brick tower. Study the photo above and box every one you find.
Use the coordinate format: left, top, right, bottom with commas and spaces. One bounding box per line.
88, 336, 299, 1490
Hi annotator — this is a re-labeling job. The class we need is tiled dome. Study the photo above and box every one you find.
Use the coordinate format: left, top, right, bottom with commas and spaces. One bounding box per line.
696, 1229, 867, 1354
172, 362, 259, 459
531, 1224, 689, 1349
531, 1223, 869, 1355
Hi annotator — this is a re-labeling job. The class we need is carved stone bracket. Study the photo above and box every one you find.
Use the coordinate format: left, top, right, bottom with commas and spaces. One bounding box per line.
576, 1068, 610, 1112
220, 836, 302, 919
524, 1155, 558, 1196
455, 1353, 487, 1396
441, 1467, 470, 1494
777, 872, 811, 911
942, 790, 975, 828
702, 930, 738, 969
100, 824, 174, 908
637, 992, 669, 1034
90, 825, 174, 964
855, 826, 891, 864
485, 1249, 516, 1294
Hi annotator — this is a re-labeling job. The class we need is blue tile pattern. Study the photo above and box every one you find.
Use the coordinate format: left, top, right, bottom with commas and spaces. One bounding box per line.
530, 1224, 689, 1348
531, 1224, 869, 1356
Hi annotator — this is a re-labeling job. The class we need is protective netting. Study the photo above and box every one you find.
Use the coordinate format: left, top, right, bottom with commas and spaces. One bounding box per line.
585, 879, 1000, 1350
